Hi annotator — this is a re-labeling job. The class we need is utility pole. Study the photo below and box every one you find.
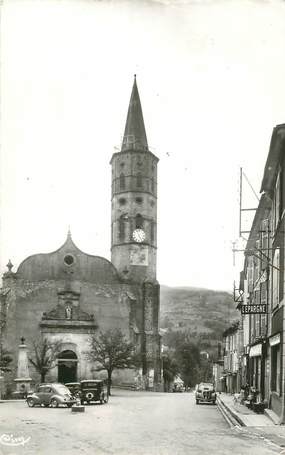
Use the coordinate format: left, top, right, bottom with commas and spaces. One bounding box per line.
239, 167, 259, 236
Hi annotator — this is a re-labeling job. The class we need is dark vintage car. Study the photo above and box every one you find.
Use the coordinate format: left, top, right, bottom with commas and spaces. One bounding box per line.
80, 380, 109, 405
26, 383, 77, 408
64, 382, 81, 397
195, 382, 216, 405
172, 382, 184, 393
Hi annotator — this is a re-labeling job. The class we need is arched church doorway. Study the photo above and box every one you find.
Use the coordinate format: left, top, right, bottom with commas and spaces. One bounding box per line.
57, 350, 78, 384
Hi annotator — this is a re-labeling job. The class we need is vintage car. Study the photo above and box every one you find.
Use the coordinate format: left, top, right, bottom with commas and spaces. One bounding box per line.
64, 382, 81, 397
195, 382, 216, 405
80, 380, 109, 405
26, 383, 77, 408
172, 382, 184, 393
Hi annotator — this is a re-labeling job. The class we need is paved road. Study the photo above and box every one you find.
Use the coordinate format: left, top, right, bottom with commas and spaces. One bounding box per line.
0, 390, 282, 455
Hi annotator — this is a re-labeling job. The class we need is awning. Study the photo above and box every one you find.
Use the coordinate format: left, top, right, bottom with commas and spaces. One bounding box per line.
249, 343, 262, 357
269, 333, 281, 346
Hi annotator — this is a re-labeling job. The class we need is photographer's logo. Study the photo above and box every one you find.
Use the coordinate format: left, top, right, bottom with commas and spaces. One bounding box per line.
0, 434, 31, 447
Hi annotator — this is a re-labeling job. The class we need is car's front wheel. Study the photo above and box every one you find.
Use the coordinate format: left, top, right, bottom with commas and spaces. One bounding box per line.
50, 398, 58, 408
66, 403, 73, 408
27, 398, 35, 407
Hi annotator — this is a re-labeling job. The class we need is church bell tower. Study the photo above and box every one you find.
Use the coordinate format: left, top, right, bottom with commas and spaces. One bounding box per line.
110, 76, 159, 284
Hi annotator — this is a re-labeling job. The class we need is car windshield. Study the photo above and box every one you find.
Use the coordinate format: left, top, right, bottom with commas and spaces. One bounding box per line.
199, 383, 214, 390
53, 385, 71, 394
81, 382, 101, 388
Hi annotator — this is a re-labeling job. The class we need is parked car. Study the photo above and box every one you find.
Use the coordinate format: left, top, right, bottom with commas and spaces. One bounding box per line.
195, 382, 216, 405
26, 383, 77, 408
64, 382, 81, 397
80, 380, 108, 405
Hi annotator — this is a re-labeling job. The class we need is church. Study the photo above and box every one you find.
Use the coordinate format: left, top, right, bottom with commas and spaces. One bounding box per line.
0, 77, 161, 393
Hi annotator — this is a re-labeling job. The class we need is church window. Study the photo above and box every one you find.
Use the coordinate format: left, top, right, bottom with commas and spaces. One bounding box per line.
151, 221, 155, 243
151, 178, 154, 193
64, 254, 74, 266
135, 197, 143, 205
119, 197, 126, 206
137, 173, 142, 188
120, 162, 125, 168
119, 215, 126, 241
120, 173, 125, 190
135, 214, 143, 229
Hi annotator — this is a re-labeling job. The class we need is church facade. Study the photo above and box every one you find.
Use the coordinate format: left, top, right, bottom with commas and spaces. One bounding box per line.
0, 77, 161, 392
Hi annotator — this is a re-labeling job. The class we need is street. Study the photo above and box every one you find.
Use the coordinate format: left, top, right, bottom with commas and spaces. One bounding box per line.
0, 390, 282, 455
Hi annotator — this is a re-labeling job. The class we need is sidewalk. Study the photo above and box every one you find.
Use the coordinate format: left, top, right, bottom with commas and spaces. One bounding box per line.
217, 393, 285, 448
217, 393, 274, 427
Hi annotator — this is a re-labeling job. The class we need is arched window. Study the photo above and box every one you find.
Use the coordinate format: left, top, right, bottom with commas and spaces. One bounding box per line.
135, 214, 143, 229
119, 215, 126, 241
137, 173, 142, 188
150, 221, 155, 243
120, 173, 125, 190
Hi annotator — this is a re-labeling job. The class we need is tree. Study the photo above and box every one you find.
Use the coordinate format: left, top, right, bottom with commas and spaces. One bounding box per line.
0, 290, 11, 372
162, 353, 180, 392
175, 341, 201, 388
88, 329, 136, 395
29, 338, 62, 383
197, 354, 213, 384
0, 348, 12, 372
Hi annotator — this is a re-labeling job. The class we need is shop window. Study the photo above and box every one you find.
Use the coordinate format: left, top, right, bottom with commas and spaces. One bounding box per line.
271, 344, 281, 394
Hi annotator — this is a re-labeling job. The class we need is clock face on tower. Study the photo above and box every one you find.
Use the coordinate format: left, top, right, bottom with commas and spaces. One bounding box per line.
132, 228, 146, 243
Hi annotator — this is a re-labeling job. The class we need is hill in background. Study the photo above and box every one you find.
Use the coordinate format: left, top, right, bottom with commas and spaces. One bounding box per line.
159, 285, 239, 357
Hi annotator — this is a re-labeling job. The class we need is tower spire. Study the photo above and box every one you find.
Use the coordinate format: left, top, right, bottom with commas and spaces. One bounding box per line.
121, 76, 148, 152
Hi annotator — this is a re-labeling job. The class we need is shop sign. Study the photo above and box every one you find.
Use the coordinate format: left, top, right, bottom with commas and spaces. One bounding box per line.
241, 304, 267, 314
249, 343, 262, 357
269, 333, 280, 346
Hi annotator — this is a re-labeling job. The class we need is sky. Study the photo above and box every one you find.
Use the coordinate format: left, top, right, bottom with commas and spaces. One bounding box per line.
1, 0, 285, 291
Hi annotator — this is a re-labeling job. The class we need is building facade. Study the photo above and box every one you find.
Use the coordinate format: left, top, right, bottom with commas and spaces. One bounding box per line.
260, 124, 285, 420
222, 322, 243, 394
222, 123, 285, 422
0, 77, 162, 394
